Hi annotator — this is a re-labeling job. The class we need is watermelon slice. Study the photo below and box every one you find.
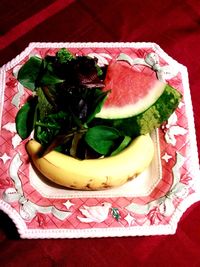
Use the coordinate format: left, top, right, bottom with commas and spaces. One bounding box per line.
94, 60, 182, 137
96, 61, 173, 119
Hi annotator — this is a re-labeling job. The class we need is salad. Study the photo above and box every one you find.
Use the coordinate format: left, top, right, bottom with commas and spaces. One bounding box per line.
16, 48, 133, 159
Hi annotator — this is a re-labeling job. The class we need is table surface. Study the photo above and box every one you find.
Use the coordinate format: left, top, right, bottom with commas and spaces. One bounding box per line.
0, 1, 200, 266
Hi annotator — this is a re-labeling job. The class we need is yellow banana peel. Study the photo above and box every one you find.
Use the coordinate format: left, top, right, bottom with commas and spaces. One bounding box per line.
26, 134, 154, 190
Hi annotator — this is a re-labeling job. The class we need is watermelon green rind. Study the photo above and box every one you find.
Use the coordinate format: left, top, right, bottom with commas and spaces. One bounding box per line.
93, 84, 182, 137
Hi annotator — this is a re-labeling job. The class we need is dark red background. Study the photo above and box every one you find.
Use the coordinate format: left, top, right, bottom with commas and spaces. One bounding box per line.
0, 1, 200, 266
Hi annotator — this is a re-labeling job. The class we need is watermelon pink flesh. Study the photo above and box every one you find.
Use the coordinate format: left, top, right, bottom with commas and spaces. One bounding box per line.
96, 61, 166, 119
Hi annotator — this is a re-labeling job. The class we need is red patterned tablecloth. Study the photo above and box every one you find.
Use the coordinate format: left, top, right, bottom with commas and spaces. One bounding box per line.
0, 1, 200, 267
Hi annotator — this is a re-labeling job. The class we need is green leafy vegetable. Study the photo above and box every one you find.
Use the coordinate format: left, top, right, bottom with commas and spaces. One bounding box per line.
15, 97, 37, 139
84, 125, 121, 155
96, 64, 103, 77
17, 56, 42, 91
111, 135, 131, 156
40, 56, 64, 85
85, 89, 109, 123
37, 87, 54, 120
34, 111, 70, 146
40, 72, 64, 85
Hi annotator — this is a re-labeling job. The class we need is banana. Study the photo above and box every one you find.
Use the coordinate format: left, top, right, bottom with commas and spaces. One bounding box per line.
26, 134, 154, 190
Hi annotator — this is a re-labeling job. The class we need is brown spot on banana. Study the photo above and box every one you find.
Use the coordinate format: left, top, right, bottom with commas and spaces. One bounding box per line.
127, 174, 137, 182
